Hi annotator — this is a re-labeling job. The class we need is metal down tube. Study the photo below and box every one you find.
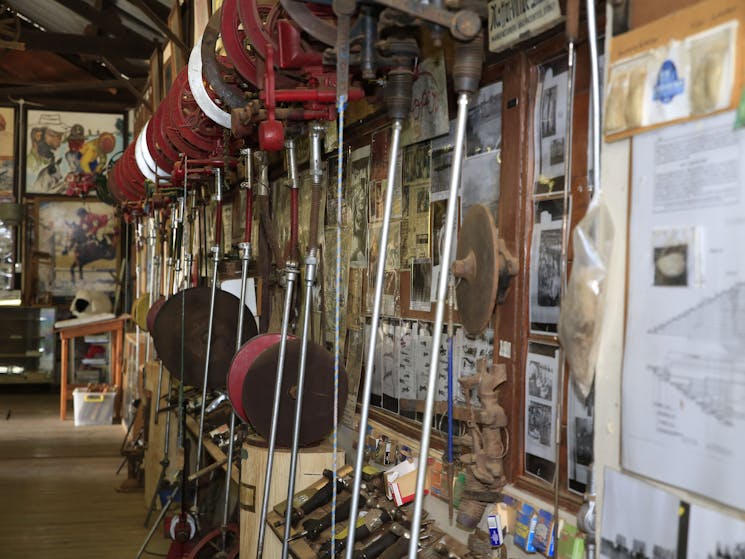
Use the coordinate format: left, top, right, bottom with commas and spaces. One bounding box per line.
281, 125, 324, 559
136, 482, 180, 559
221, 241, 251, 550
256, 262, 299, 559
195, 168, 223, 511
145, 217, 157, 364
408, 93, 469, 559
344, 119, 404, 559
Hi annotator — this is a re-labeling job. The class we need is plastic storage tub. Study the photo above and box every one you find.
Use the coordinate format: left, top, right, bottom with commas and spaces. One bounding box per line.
72, 388, 115, 426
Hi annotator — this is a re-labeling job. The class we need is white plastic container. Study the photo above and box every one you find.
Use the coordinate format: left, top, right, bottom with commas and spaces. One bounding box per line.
72, 388, 115, 426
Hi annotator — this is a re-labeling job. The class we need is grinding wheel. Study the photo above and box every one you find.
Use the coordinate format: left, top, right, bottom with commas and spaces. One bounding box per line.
146, 295, 166, 333
132, 293, 150, 331
242, 339, 348, 448
453, 204, 499, 336
151, 287, 259, 389
226, 333, 296, 423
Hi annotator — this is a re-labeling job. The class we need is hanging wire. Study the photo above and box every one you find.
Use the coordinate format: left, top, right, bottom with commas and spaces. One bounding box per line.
331, 93, 347, 559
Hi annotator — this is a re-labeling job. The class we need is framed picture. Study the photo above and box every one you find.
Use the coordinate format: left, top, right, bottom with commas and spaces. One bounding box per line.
24, 109, 126, 196
0, 105, 16, 194
35, 198, 120, 298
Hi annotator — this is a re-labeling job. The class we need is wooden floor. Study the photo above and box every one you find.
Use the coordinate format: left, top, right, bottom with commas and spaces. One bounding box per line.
0, 390, 170, 559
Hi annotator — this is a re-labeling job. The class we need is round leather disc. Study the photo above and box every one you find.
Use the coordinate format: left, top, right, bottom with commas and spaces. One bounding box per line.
242, 339, 348, 448
454, 204, 499, 336
227, 333, 294, 423
146, 296, 166, 333
132, 293, 150, 331
152, 287, 259, 389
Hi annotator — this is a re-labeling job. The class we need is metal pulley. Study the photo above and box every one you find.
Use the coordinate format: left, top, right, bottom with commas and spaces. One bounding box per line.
451, 204, 517, 336
151, 287, 259, 389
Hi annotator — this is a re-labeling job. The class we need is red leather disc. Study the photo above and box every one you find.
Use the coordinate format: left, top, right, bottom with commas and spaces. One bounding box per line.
227, 333, 294, 423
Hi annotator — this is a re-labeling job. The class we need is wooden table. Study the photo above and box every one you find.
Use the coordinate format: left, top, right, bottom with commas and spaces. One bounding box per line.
56, 316, 126, 421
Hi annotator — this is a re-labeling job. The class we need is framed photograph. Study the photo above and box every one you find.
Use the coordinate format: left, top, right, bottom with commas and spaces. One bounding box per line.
529, 198, 568, 334
524, 341, 560, 484
0, 106, 16, 193
466, 81, 503, 156
533, 56, 569, 194
24, 109, 126, 196
35, 199, 120, 298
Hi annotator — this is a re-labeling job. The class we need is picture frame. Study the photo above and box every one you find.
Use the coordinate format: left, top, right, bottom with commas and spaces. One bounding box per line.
34, 197, 121, 298
23, 109, 126, 196
0, 105, 16, 195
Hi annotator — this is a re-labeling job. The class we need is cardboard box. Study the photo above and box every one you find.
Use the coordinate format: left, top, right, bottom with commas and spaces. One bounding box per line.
385, 458, 429, 506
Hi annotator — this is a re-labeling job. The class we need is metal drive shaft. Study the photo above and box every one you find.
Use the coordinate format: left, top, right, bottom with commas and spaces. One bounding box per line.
256, 262, 299, 559
282, 124, 325, 559
408, 91, 469, 559
344, 118, 404, 559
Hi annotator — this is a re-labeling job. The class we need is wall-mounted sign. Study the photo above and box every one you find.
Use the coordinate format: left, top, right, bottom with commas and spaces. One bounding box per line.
487, 0, 562, 53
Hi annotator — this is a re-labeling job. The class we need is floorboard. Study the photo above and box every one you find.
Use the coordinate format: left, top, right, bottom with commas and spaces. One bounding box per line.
0, 391, 171, 559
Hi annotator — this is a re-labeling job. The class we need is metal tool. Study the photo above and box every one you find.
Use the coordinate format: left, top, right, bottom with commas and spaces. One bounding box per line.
274, 465, 354, 527
408, 32, 483, 559
289, 492, 369, 542
282, 124, 328, 559
317, 507, 394, 559
344, 40, 416, 559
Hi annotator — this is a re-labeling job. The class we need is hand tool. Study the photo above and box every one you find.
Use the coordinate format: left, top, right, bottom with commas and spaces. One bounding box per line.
289, 491, 369, 542
317, 507, 393, 559
274, 466, 354, 528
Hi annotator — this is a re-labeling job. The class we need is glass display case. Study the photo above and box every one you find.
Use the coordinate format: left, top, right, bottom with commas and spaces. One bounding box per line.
0, 306, 56, 383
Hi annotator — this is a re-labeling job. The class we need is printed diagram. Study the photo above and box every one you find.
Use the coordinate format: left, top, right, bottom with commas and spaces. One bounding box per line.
649, 282, 745, 352
648, 353, 745, 427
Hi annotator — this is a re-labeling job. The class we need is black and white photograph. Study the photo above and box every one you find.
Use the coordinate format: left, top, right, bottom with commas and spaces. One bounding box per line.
416, 321, 433, 399
349, 146, 370, 264
529, 203, 565, 333
460, 151, 499, 220
568, 380, 594, 494
403, 141, 431, 185
466, 81, 503, 156
416, 188, 429, 213
537, 228, 562, 307
534, 58, 569, 193
524, 342, 559, 483
398, 320, 417, 399
600, 469, 679, 559
527, 402, 552, 447
651, 226, 697, 288
654, 244, 688, 286
527, 360, 553, 401
430, 121, 456, 201
380, 319, 400, 410
549, 137, 564, 166
687, 503, 745, 559
400, 219, 411, 268
410, 258, 432, 312
540, 85, 557, 138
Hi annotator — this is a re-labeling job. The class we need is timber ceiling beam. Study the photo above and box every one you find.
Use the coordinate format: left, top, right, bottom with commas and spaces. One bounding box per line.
20, 30, 155, 59
0, 78, 145, 97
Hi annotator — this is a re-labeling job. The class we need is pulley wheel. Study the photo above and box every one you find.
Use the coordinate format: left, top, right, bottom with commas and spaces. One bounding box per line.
185, 524, 239, 559
131, 293, 150, 331
152, 287, 258, 389
453, 203, 499, 336
227, 333, 294, 423
242, 339, 348, 448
